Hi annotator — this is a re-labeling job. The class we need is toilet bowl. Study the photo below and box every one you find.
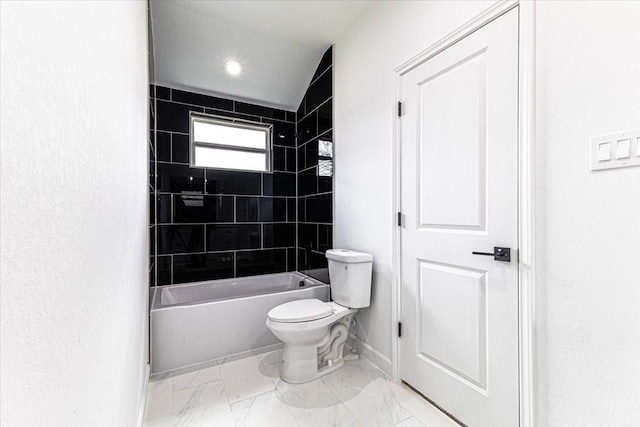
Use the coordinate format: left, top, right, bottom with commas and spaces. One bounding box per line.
266, 249, 373, 383
266, 300, 356, 383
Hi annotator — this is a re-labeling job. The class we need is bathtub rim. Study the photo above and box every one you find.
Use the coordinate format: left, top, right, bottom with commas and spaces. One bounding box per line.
151, 271, 329, 311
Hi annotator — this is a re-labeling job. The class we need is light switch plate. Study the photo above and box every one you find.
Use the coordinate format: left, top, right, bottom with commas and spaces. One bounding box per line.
590, 129, 640, 171
616, 139, 630, 159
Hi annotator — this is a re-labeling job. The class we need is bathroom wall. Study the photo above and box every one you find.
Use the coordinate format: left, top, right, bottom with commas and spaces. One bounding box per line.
333, 0, 495, 373
335, 0, 640, 425
150, 86, 297, 285
0, 1, 149, 425
297, 47, 334, 281
534, 2, 640, 425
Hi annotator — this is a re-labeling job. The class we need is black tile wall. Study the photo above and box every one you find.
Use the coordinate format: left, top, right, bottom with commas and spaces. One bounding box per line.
157, 163, 205, 194
155, 86, 170, 100
264, 223, 296, 248
156, 100, 201, 133
150, 47, 333, 286
296, 46, 333, 279
171, 134, 190, 164
156, 131, 171, 162
157, 225, 205, 255
172, 89, 233, 111
236, 249, 287, 277
149, 87, 156, 290
173, 195, 234, 223
173, 252, 234, 284
150, 85, 297, 285
206, 170, 262, 195
263, 173, 296, 197
206, 224, 261, 251
236, 197, 289, 223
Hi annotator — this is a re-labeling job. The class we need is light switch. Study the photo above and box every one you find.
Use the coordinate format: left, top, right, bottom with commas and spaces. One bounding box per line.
591, 129, 640, 171
616, 139, 630, 159
597, 142, 611, 162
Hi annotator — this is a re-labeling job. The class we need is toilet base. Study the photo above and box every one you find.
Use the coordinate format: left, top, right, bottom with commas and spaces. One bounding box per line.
279, 313, 354, 384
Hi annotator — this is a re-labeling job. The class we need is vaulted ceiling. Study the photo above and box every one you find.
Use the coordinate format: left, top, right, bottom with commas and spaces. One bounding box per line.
150, 1, 371, 110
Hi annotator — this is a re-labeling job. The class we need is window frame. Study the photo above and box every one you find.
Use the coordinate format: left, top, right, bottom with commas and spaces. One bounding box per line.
189, 111, 273, 173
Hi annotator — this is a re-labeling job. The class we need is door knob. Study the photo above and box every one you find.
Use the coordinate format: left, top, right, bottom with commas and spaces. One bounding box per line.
472, 247, 511, 262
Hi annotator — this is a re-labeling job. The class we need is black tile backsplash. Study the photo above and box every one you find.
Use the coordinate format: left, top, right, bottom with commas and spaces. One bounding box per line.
150, 85, 297, 286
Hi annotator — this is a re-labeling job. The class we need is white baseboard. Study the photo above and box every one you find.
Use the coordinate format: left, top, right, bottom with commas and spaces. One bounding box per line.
150, 343, 284, 380
347, 333, 393, 375
137, 363, 150, 427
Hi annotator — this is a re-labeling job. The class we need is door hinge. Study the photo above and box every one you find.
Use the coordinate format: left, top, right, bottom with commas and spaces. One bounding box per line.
398, 322, 402, 338
397, 101, 403, 117
397, 212, 402, 227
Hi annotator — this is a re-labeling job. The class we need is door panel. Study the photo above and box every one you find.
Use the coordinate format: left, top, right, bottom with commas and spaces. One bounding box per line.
417, 261, 487, 389
400, 8, 519, 427
419, 49, 487, 231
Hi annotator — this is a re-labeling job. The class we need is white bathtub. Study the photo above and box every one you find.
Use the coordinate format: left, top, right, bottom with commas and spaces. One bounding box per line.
150, 272, 329, 373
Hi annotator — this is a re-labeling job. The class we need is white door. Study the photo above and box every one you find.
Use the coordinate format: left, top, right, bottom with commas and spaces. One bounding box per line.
399, 8, 519, 427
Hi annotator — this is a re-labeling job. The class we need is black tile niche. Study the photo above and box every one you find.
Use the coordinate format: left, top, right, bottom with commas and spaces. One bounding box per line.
150, 86, 297, 285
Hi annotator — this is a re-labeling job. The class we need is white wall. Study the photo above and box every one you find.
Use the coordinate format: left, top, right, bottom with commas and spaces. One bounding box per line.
336, 0, 640, 424
535, 1, 640, 425
0, 2, 149, 426
334, 0, 495, 373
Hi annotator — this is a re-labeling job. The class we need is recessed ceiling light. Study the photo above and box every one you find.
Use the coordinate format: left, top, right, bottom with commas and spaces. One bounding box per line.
224, 59, 242, 76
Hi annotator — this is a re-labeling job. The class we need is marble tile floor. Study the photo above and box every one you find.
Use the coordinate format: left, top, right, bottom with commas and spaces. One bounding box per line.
142, 349, 459, 427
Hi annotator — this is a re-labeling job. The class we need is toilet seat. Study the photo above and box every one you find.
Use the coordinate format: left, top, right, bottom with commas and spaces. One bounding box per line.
268, 298, 333, 323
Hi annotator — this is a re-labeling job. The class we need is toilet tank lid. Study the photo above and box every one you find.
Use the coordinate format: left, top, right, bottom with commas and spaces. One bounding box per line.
268, 299, 333, 323
325, 249, 373, 263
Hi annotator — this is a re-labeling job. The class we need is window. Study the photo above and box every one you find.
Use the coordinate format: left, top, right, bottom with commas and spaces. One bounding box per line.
189, 112, 272, 172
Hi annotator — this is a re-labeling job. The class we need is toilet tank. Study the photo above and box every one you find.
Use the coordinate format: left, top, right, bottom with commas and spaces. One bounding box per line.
326, 249, 373, 308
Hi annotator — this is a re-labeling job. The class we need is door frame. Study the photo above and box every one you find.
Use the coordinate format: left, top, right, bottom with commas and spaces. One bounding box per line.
391, 1, 536, 426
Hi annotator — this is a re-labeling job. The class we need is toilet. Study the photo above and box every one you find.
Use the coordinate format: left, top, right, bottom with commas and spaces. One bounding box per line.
266, 249, 373, 384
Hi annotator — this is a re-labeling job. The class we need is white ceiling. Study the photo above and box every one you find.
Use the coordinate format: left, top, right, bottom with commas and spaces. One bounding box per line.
150, 1, 371, 111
